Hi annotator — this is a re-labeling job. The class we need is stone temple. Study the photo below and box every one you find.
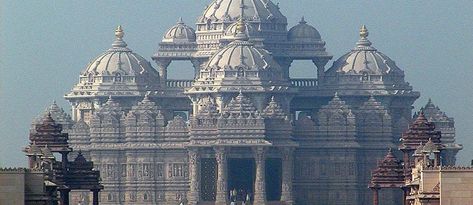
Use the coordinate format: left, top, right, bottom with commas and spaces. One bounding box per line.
32, 0, 462, 204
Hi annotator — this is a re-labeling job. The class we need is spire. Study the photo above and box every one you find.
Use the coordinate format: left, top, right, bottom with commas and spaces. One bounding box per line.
240, 0, 245, 19
299, 16, 307, 24
355, 25, 373, 49
112, 25, 128, 48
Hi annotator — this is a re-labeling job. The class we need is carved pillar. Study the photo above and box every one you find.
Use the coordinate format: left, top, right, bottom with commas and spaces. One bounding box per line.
61, 152, 69, 171
191, 58, 205, 79
189, 96, 199, 116
312, 58, 329, 84
275, 58, 293, 80
371, 188, 379, 205
215, 147, 228, 205
253, 147, 267, 205
155, 59, 171, 85
435, 153, 441, 167
280, 147, 294, 205
215, 95, 224, 113
188, 148, 201, 205
91, 189, 100, 205
402, 151, 410, 181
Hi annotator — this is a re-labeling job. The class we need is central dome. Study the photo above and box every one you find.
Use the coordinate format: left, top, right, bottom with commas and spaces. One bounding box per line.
201, 0, 287, 23
189, 21, 287, 92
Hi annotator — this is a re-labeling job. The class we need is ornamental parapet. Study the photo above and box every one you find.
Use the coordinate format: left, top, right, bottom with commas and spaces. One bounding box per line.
440, 166, 473, 171
290, 78, 318, 87
166, 79, 194, 88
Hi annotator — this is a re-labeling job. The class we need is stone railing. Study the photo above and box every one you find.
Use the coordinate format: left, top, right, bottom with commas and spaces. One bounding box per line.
166, 80, 194, 88
165, 79, 318, 88
290, 78, 318, 87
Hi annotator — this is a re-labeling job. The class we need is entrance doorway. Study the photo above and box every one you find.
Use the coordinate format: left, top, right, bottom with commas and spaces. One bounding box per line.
201, 158, 217, 201
228, 158, 255, 201
266, 158, 282, 201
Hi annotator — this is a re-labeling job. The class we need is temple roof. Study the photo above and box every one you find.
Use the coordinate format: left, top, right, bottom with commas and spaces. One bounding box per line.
163, 18, 196, 43
421, 99, 453, 123
369, 149, 405, 188
400, 112, 442, 150
33, 101, 73, 130
288, 17, 322, 42
29, 113, 71, 152
200, 0, 287, 23
326, 25, 404, 77
222, 92, 258, 118
262, 97, 287, 119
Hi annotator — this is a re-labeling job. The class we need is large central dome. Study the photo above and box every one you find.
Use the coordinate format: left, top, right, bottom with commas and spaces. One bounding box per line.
201, 0, 287, 23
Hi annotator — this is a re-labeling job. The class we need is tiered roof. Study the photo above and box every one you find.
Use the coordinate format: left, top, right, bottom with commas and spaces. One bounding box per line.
222, 92, 259, 118
262, 97, 287, 119
369, 149, 405, 188
65, 152, 103, 190
399, 112, 441, 151
29, 113, 70, 152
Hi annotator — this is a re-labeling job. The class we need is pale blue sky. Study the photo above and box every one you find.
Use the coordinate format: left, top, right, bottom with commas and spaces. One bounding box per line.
1, 1, 472, 166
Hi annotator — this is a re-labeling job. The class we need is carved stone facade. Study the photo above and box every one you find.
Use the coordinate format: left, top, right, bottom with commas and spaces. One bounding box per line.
32, 1, 463, 205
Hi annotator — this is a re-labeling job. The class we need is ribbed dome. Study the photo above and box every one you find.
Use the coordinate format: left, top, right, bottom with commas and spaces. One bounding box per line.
326, 25, 404, 76
201, 0, 286, 23
81, 26, 159, 83
224, 20, 260, 39
288, 17, 322, 42
163, 18, 196, 43
206, 39, 278, 70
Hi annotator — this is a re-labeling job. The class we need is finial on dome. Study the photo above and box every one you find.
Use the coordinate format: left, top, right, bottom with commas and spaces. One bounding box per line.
115, 25, 124, 39
300, 16, 307, 24
112, 25, 128, 48
355, 25, 373, 48
360, 25, 369, 38
178, 17, 184, 24
233, 18, 249, 41
236, 18, 246, 33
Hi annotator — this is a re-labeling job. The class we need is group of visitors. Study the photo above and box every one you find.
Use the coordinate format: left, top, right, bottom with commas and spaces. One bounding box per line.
229, 188, 251, 205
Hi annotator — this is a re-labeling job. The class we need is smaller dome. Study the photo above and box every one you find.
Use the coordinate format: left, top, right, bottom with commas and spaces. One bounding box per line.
82, 26, 159, 82
163, 18, 196, 43
206, 40, 278, 70
224, 20, 261, 39
326, 25, 404, 76
288, 17, 322, 42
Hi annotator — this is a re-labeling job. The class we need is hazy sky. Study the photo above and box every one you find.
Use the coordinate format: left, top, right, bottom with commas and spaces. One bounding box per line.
1, 1, 472, 167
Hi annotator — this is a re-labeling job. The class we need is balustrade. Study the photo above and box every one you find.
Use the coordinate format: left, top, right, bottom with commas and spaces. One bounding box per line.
290, 78, 318, 87
166, 79, 194, 88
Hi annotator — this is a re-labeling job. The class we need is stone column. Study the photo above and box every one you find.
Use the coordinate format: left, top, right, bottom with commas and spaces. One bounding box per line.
312, 58, 329, 84
92, 189, 100, 205
215, 147, 228, 205
402, 151, 410, 181
253, 147, 267, 205
191, 58, 205, 79
280, 147, 294, 205
371, 188, 379, 205
188, 148, 201, 205
155, 59, 171, 85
